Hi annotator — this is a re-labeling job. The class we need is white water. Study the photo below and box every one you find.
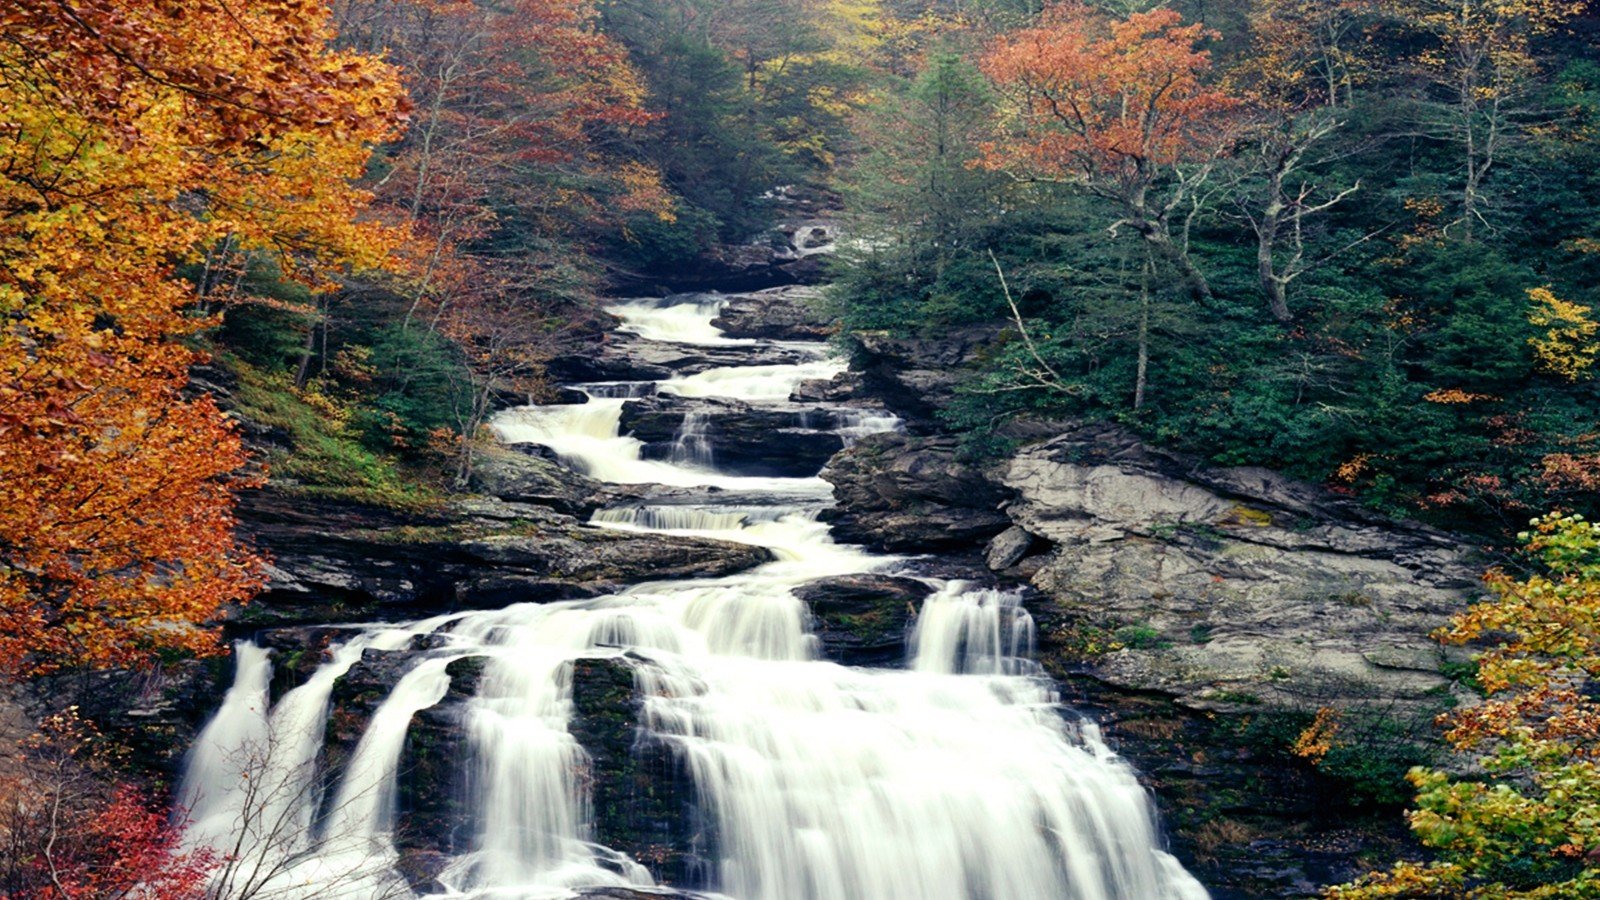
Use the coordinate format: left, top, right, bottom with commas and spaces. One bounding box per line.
911, 582, 1039, 676
183, 294, 1208, 900
607, 295, 749, 346
659, 359, 847, 402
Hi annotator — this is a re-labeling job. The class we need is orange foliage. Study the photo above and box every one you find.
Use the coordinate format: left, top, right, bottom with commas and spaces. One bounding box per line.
0, 710, 214, 898
0, 2, 408, 673
977, 3, 1237, 187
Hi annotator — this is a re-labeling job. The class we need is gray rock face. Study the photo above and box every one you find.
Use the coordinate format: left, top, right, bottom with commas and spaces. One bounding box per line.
711, 285, 834, 341
820, 432, 1012, 552
793, 574, 933, 665
1003, 422, 1478, 712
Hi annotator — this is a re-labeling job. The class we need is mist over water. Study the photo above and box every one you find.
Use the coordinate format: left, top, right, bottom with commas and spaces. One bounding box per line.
180, 295, 1209, 900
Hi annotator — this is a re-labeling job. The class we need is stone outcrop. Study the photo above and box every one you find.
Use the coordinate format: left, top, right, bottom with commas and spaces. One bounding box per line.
469, 444, 607, 516
710, 285, 833, 341
239, 491, 772, 627
820, 432, 1012, 552
1003, 421, 1478, 713
793, 574, 933, 665
848, 324, 1002, 429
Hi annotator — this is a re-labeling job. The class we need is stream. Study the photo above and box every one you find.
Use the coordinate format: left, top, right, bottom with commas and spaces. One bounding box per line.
177, 293, 1209, 900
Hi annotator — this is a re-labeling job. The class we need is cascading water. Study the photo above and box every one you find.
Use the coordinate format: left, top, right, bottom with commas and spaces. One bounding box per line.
182, 293, 1209, 900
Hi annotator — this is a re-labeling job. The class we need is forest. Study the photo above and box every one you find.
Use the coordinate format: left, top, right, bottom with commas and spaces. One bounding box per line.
3, 0, 1600, 897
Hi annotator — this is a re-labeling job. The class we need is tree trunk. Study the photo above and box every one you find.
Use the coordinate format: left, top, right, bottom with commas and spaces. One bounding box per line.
1143, 226, 1212, 302
1134, 257, 1152, 410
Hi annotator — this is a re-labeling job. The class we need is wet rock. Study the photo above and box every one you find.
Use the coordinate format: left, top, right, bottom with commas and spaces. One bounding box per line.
569, 657, 709, 886
235, 491, 771, 626
455, 575, 608, 609
546, 351, 674, 384
619, 397, 844, 478
985, 526, 1038, 571
395, 655, 490, 892
257, 626, 345, 700
710, 285, 834, 341
794, 575, 932, 665
458, 530, 772, 584
598, 331, 817, 377
790, 373, 861, 404
324, 645, 426, 776
469, 444, 606, 516
821, 433, 1012, 552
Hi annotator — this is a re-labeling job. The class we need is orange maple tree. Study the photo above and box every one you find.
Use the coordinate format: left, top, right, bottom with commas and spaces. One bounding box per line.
0, 1, 408, 673
977, 2, 1238, 301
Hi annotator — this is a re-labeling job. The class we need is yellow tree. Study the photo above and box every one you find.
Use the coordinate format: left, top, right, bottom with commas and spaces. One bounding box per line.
0, 1, 407, 673
1330, 513, 1600, 899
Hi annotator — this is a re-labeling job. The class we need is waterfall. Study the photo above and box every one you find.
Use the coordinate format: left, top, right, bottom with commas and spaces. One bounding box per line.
606, 295, 745, 346
184, 293, 1210, 900
911, 582, 1039, 676
669, 410, 715, 468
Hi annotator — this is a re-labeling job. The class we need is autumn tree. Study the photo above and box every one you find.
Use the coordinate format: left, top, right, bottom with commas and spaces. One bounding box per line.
978, 2, 1238, 302
1331, 512, 1600, 898
1228, 0, 1378, 322
0, 1, 407, 673
0, 710, 214, 898
1389, 0, 1582, 242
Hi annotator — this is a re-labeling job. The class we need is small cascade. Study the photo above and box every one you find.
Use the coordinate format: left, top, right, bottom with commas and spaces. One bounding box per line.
831, 408, 904, 443
606, 295, 746, 345
669, 410, 715, 468
660, 359, 847, 402
910, 582, 1039, 676
184, 292, 1209, 900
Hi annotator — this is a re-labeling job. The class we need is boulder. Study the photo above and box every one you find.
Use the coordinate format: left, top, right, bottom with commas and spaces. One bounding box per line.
790, 373, 861, 404
619, 397, 845, 478
710, 285, 834, 341
469, 444, 606, 516
820, 433, 1012, 552
985, 526, 1038, 571
794, 575, 932, 665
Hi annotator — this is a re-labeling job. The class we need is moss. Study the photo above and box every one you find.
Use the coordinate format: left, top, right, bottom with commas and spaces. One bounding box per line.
1222, 505, 1275, 528
224, 354, 446, 511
